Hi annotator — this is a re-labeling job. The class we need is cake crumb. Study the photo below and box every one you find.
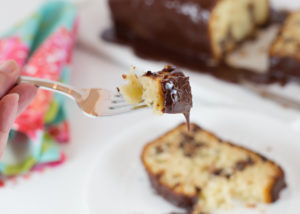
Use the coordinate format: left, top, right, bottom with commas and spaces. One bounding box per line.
266, 146, 272, 152
238, 49, 248, 57
246, 203, 256, 208
259, 208, 266, 214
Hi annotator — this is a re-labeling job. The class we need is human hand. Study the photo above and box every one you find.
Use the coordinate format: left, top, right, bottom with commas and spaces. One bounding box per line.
0, 60, 37, 158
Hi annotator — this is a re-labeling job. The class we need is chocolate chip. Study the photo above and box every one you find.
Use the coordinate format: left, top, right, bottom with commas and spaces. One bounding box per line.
180, 141, 205, 158
183, 149, 195, 158
212, 169, 223, 176
155, 146, 164, 154
211, 168, 232, 179
195, 186, 201, 193
225, 173, 232, 179
179, 141, 185, 149
179, 133, 206, 157
235, 157, 254, 171
182, 133, 194, 141
192, 125, 201, 133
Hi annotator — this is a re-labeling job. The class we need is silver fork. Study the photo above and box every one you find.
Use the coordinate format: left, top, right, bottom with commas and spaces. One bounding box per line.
18, 76, 147, 117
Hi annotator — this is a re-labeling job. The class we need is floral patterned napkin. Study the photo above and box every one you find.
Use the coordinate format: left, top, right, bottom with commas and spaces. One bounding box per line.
0, 1, 78, 177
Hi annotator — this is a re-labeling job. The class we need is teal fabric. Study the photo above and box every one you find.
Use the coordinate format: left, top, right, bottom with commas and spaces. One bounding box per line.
0, 1, 77, 176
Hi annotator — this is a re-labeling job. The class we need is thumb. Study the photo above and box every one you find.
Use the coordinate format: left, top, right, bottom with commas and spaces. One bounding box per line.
0, 93, 19, 159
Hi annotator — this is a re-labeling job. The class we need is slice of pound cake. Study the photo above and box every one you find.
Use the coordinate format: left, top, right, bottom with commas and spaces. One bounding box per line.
119, 65, 192, 125
269, 11, 300, 79
142, 123, 286, 213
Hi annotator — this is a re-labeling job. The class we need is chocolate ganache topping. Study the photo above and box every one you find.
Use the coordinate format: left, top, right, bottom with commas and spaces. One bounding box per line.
160, 66, 193, 114
108, 0, 219, 61
270, 56, 300, 83
144, 66, 193, 129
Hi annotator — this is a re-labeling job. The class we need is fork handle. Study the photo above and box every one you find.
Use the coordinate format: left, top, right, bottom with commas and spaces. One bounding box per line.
18, 76, 82, 100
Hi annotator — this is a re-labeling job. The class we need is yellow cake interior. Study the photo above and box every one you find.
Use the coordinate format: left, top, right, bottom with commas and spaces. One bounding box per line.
210, 0, 269, 60
119, 67, 164, 114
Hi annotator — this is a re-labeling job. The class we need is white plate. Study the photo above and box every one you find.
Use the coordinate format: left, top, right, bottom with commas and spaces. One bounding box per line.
84, 107, 300, 214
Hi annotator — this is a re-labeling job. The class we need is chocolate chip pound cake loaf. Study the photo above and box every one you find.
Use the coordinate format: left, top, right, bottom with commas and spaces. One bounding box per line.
119, 65, 192, 124
109, 0, 270, 62
269, 11, 300, 79
142, 123, 286, 213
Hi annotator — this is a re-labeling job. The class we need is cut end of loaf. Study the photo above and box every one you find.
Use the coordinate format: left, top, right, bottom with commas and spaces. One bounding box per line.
210, 0, 269, 60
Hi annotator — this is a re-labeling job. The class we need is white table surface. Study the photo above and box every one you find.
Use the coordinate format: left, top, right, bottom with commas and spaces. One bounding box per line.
0, 0, 300, 213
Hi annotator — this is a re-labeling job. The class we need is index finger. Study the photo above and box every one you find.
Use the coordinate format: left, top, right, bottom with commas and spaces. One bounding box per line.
0, 60, 20, 98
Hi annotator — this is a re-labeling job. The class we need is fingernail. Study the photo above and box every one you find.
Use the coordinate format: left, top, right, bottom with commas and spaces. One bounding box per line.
9, 93, 20, 102
0, 60, 19, 74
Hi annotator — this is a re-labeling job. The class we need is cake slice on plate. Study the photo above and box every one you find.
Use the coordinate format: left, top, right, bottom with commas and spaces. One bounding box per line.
142, 123, 286, 213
